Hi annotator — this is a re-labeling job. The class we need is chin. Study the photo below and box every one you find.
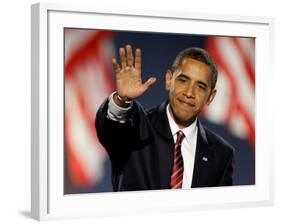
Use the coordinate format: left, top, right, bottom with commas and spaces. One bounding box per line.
170, 103, 197, 123
175, 113, 193, 124
178, 109, 199, 122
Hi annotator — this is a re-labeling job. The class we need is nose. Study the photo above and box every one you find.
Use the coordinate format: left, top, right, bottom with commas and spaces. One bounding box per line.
183, 83, 195, 98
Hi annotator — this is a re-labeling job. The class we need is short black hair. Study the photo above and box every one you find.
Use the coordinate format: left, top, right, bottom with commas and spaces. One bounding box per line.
171, 47, 218, 89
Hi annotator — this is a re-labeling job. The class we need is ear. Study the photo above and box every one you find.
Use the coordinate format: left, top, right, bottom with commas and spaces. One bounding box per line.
165, 69, 173, 91
206, 89, 216, 105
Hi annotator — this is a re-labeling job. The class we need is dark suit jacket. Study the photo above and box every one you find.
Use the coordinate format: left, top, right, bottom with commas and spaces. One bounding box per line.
95, 99, 235, 191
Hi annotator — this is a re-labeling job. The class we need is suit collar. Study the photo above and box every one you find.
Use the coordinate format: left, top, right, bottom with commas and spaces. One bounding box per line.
197, 120, 209, 145
192, 121, 216, 187
152, 101, 214, 189
152, 100, 174, 141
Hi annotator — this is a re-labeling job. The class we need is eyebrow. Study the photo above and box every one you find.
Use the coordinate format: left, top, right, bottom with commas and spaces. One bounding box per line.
177, 73, 209, 88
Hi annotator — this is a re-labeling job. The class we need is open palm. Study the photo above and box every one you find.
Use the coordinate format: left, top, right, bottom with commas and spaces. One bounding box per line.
112, 45, 156, 100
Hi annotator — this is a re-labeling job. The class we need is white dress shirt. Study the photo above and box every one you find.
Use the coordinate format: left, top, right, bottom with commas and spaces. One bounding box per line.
107, 92, 198, 189
166, 105, 197, 189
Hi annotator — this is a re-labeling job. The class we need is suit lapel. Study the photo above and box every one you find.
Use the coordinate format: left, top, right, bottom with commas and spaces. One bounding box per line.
151, 103, 216, 188
151, 101, 175, 189
191, 121, 214, 187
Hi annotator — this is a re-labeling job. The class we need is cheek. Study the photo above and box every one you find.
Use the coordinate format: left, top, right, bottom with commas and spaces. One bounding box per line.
169, 85, 177, 99
170, 84, 182, 97
196, 94, 210, 108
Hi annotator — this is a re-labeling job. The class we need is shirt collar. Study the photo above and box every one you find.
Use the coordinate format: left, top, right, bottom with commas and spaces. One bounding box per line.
166, 104, 197, 140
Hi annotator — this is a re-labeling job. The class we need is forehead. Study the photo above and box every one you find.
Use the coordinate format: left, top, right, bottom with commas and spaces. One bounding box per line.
174, 58, 212, 84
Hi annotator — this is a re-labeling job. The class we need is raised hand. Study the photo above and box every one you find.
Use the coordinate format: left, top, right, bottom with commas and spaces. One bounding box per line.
112, 45, 156, 104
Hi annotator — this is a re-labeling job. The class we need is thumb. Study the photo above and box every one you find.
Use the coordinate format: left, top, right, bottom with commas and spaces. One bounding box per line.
142, 77, 157, 91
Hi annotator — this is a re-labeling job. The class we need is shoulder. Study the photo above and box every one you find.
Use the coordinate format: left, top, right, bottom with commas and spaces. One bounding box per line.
202, 125, 235, 157
146, 101, 168, 117
129, 100, 167, 119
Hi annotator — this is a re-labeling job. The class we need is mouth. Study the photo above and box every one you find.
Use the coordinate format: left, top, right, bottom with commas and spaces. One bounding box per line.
178, 99, 195, 107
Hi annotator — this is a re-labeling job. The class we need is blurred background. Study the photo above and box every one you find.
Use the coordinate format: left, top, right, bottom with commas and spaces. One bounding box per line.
64, 28, 255, 194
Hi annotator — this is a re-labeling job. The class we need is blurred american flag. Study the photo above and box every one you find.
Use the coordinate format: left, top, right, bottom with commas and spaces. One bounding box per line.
64, 29, 115, 190
205, 36, 255, 148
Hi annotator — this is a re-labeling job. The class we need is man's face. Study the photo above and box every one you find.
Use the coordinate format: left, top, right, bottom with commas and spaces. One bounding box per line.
166, 58, 216, 128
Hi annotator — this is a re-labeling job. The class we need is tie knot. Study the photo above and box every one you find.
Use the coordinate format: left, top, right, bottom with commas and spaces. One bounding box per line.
176, 130, 185, 144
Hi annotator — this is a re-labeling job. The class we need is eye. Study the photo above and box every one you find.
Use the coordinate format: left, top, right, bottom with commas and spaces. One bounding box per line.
177, 76, 188, 83
179, 77, 186, 82
197, 84, 207, 91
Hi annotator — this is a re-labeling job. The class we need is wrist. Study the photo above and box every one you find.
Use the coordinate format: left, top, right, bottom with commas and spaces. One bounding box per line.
113, 92, 132, 108
116, 94, 132, 103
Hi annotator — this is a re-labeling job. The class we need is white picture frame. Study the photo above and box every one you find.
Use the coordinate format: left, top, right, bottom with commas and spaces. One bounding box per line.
31, 2, 274, 221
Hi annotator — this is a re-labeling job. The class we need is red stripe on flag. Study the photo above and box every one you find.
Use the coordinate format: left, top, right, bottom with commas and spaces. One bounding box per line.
65, 31, 114, 78
207, 37, 238, 125
206, 37, 255, 149
237, 104, 255, 148
65, 114, 94, 187
231, 38, 255, 87
71, 78, 107, 155
64, 30, 116, 189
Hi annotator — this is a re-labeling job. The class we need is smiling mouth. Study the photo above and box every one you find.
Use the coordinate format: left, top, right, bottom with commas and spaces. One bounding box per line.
178, 99, 195, 107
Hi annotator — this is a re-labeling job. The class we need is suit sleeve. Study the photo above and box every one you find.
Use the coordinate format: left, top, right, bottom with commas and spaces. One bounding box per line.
95, 98, 154, 170
219, 146, 235, 186
95, 99, 138, 155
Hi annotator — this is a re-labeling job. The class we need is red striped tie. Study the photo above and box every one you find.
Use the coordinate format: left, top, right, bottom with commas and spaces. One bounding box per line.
170, 130, 185, 189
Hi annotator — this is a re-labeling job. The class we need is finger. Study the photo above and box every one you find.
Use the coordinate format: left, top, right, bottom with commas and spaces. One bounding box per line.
119, 47, 126, 69
126, 45, 134, 67
135, 48, 141, 71
141, 77, 157, 92
112, 58, 121, 74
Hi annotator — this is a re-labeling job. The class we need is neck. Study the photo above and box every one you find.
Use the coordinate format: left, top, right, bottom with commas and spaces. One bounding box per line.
168, 104, 196, 129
